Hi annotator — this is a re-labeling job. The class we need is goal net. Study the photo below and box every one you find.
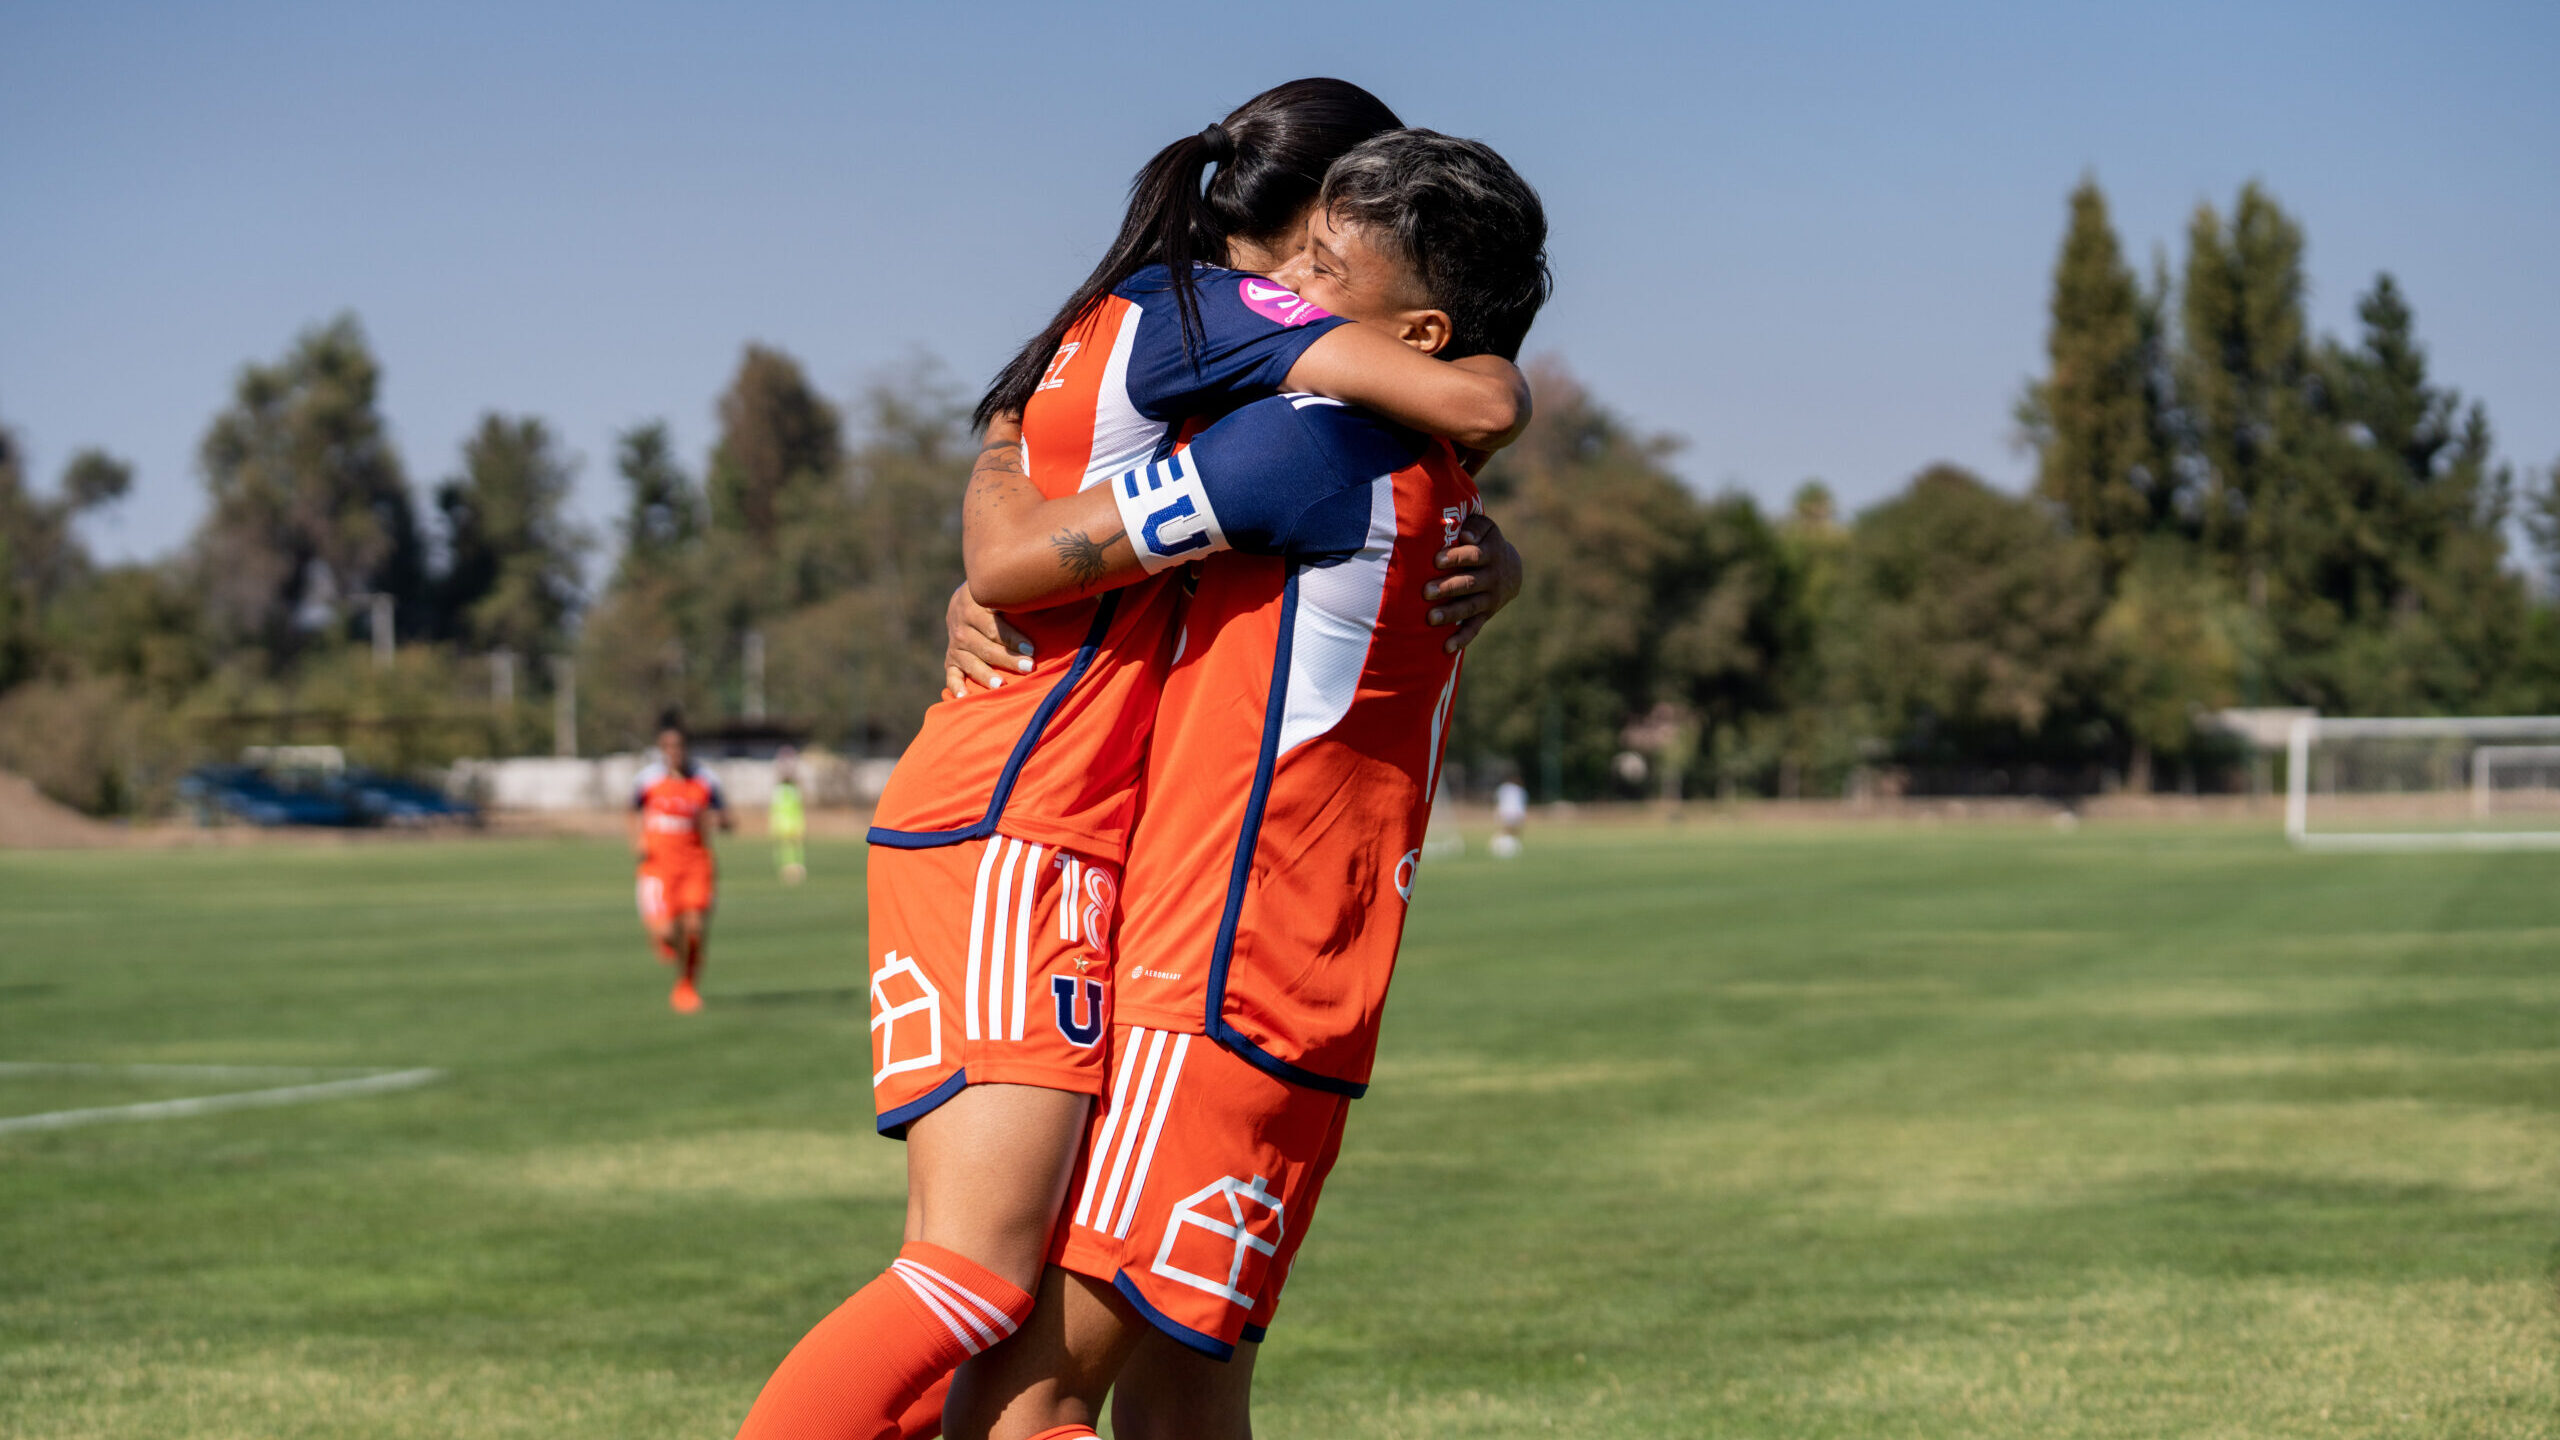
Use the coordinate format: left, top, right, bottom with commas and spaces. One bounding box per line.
2285, 715, 2560, 850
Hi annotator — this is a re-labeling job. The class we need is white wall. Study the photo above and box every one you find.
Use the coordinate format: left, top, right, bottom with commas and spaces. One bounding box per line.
449, 751, 895, 811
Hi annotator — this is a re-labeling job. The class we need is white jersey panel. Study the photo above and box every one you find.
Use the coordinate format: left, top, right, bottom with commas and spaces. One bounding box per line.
1275, 477, 1395, 759
1079, 304, 1170, 492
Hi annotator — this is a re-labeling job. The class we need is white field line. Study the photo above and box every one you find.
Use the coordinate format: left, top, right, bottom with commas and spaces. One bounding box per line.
0, 1064, 445, 1135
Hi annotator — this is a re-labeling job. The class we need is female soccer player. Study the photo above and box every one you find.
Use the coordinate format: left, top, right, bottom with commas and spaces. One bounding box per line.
731, 80, 1529, 1440
631, 711, 731, 1014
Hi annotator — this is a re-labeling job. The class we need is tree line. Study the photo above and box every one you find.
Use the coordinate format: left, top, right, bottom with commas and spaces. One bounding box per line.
3, 178, 2556, 813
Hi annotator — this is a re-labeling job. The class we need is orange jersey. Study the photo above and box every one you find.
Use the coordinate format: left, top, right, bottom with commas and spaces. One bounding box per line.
633, 759, 724, 870
1103, 397, 1477, 1096
868, 265, 1345, 864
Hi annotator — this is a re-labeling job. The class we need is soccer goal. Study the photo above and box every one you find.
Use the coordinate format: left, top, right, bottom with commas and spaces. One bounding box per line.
2285, 715, 2560, 850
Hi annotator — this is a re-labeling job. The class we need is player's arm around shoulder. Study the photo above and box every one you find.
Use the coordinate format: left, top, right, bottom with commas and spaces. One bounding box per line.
1284, 324, 1530, 453
959, 411, 1145, 612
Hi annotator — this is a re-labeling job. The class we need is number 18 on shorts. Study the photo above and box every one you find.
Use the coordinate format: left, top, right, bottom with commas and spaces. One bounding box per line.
867, 835, 1118, 1135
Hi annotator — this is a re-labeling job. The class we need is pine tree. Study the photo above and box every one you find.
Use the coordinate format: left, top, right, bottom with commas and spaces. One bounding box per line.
610, 422, 703, 587
706, 344, 843, 550
2024, 178, 2162, 572
2179, 183, 2312, 597
432, 414, 589, 657
2525, 458, 2560, 599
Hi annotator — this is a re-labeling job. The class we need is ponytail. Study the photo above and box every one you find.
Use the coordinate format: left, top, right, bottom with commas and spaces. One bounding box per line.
975, 78, 1402, 431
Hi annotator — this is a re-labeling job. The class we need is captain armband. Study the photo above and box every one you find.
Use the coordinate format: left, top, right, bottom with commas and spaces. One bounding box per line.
1112, 450, 1234, 573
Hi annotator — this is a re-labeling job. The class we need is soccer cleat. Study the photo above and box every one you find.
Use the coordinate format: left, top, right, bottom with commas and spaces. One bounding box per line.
670, 977, 702, 1014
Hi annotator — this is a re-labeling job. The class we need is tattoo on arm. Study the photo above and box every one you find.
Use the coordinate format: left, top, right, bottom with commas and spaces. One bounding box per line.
1049, 526, 1128, 588
975, 435, 1025, 477
965, 436, 1033, 525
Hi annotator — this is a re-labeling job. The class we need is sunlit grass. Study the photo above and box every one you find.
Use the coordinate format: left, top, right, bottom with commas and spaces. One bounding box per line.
3, 820, 2554, 1436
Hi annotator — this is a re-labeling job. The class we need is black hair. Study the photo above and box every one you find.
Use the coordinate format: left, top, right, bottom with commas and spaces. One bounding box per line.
1319, 130, 1552, 362
656, 708, 686, 738
975, 78, 1402, 430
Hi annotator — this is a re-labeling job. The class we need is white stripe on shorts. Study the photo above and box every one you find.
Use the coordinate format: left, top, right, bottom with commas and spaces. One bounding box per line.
1011, 842, 1044, 1041
1059, 855, 1081, 944
963, 839, 1005, 1042
1075, 1033, 1149, 1229
1091, 1029, 1168, 1230
1114, 1031, 1189, 1239
985, 838, 1022, 1047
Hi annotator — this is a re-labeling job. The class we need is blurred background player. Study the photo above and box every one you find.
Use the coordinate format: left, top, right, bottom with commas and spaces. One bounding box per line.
1493, 775, 1528, 858
632, 710, 732, 1014
769, 747, 808, 885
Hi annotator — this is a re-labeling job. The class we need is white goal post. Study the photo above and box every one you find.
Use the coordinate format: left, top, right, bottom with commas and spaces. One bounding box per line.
2286, 714, 2560, 851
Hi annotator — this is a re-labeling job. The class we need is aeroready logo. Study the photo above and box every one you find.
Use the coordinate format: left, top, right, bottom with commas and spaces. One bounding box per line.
1238, 278, 1333, 328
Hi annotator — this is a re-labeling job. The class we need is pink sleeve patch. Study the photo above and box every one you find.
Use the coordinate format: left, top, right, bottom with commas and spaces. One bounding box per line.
1237, 277, 1334, 329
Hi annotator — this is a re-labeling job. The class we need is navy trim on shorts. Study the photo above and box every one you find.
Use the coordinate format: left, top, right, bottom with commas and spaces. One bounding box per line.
1239, 1321, 1269, 1344
1199, 568, 1370, 1100
1113, 1271, 1236, 1361
875, 1068, 969, 1139
867, 591, 1123, 849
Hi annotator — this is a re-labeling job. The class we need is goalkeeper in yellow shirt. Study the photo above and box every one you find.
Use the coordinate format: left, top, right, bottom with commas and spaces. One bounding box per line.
769, 748, 808, 885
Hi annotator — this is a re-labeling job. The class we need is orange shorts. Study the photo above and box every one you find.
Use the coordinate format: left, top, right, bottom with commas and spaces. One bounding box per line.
868, 834, 1118, 1136
1055, 1024, 1351, 1359
636, 860, 715, 926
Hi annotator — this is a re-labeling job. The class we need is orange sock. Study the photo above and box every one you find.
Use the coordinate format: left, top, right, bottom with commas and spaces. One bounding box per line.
733, 1242, 1031, 1440
894, 1373, 950, 1439
653, 934, 679, 963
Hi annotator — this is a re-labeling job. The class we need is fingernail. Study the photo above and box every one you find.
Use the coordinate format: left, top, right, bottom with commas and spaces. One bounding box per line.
988, 676, 1003, 689
1015, 657, 1033, 672
1428, 609, 1444, 625
1016, 642, 1034, 656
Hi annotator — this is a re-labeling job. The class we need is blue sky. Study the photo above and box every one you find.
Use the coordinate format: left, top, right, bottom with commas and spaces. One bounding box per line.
4, 0, 2555, 564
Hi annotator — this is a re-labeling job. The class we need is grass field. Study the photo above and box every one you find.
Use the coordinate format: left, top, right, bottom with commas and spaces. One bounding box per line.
3, 820, 2556, 1438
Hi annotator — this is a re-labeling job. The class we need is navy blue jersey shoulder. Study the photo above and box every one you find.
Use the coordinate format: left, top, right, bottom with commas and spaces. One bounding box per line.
1182, 396, 1423, 563
1111, 264, 1350, 421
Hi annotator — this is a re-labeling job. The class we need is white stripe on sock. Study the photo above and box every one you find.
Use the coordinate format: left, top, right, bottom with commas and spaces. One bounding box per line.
894, 1260, 1010, 1351
892, 1262, 985, 1353
900, 1259, 1020, 1338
